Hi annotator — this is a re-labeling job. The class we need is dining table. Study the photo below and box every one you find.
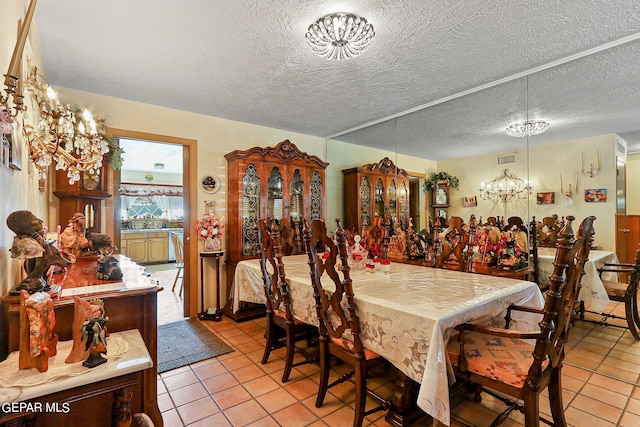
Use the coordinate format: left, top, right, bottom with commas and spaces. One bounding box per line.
232, 255, 544, 426
537, 248, 618, 312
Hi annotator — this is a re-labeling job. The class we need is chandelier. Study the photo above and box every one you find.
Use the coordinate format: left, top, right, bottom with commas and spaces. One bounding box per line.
479, 169, 531, 203
505, 120, 549, 137
305, 13, 375, 60
22, 60, 109, 183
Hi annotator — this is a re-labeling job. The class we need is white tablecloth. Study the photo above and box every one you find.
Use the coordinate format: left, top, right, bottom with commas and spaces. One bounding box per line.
537, 248, 618, 312
232, 255, 544, 426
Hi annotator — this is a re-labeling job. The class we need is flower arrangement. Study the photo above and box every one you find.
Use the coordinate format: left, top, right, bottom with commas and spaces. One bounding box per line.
423, 171, 460, 192
194, 214, 224, 240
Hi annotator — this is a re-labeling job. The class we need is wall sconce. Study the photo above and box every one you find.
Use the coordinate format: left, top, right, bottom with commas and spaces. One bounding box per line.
560, 173, 579, 207
22, 60, 110, 183
1, 0, 37, 118
582, 150, 600, 178
478, 169, 531, 203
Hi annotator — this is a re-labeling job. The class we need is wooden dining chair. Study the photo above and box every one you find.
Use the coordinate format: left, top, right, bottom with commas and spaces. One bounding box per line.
169, 232, 184, 296
579, 246, 640, 339
304, 219, 391, 427
536, 216, 562, 248
448, 215, 596, 427
256, 219, 317, 382
435, 216, 471, 271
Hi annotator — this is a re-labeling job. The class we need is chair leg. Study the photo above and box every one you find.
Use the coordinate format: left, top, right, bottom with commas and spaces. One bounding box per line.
282, 326, 296, 382
261, 318, 276, 365
625, 296, 640, 340
633, 291, 640, 329
548, 367, 566, 427
353, 361, 367, 427
315, 342, 330, 408
522, 393, 540, 427
171, 268, 181, 292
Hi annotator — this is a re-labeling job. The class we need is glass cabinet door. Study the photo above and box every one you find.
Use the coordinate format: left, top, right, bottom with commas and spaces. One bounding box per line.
360, 176, 371, 227
374, 178, 385, 218
399, 181, 409, 229
289, 169, 304, 221
388, 179, 397, 220
242, 164, 260, 256
310, 171, 323, 220
267, 167, 283, 220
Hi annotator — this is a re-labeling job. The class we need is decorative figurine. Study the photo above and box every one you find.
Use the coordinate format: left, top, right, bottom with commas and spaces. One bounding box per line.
60, 213, 93, 261
66, 298, 106, 363
96, 256, 123, 280
81, 302, 109, 368
7, 210, 71, 293
19, 291, 58, 372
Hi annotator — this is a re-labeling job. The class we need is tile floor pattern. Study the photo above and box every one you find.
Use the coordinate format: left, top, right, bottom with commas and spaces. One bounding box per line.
155, 299, 640, 427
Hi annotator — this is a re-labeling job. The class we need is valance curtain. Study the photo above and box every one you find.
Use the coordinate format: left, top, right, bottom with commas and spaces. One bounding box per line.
120, 182, 183, 197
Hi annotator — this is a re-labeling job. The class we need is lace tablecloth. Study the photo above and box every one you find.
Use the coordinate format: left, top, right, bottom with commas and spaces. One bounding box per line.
233, 255, 544, 425
537, 248, 618, 312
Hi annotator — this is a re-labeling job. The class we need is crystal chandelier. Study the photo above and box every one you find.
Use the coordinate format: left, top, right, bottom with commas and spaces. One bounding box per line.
505, 120, 550, 137
21, 60, 109, 183
479, 169, 531, 203
305, 12, 375, 60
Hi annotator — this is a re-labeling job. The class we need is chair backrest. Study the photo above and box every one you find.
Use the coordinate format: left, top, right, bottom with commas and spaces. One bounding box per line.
304, 219, 364, 353
170, 232, 183, 265
529, 215, 595, 380
435, 216, 471, 271
626, 248, 640, 296
365, 216, 385, 253
256, 219, 294, 321
279, 218, 305, 256
537, 216, 562, 247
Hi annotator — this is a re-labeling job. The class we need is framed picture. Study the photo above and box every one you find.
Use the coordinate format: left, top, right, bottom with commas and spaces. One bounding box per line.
536, 192, 555, 205
435, 207, 448, 219
463, 196, 477, 207
585, 188, 607, 203
432, 186, 450, 207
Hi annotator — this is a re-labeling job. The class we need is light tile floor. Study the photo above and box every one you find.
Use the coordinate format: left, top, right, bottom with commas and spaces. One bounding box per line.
155, 300, 640, 427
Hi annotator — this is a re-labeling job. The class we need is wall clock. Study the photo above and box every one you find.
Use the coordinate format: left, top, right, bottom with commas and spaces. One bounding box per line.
201, 175, 221, 193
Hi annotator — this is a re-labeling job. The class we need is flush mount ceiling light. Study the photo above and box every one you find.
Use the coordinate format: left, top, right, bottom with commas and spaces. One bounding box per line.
505, 120, 550, 137
305, 12, 375, 60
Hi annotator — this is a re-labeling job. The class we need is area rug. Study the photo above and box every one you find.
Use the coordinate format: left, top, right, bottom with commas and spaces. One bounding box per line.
157, 318, 233, 373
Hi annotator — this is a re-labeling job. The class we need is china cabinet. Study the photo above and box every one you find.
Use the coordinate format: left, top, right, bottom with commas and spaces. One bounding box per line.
224, 140, 328, 320
342, 157, 411, 232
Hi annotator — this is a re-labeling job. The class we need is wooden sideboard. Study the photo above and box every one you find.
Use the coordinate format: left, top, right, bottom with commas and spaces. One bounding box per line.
0, 256, 162, 427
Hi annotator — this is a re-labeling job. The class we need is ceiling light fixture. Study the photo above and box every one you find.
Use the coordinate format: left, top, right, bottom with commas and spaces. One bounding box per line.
305, 12, 375, 60
505, 120, 550, 137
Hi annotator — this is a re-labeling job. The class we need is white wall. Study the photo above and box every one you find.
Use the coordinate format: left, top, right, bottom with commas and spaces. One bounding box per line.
0, 0, 49, 298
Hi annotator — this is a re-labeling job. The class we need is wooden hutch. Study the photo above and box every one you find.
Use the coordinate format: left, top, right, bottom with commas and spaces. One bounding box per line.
342, 157, 411, 231
224, 140, 328, 320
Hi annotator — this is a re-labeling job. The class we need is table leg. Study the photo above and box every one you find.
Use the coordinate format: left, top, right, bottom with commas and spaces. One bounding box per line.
385, 371, 428, 427
112, 387, 133, 427
199, 255, 205, 318
212, 256, 222, 321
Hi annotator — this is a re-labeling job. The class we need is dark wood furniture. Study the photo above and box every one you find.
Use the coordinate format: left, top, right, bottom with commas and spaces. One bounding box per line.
199, 251, 224, 321
0, 330, 151, 427
342, 157, 411, 232
447, 215, 596, 427
224, 140, 328, 321
304, 219, 392, 427
580, 246, 640, 339
53, 156, 111, 236
256, 220, 316, 382
536, 215, 563, 248
0, 257, 162, 427
435, 216, 471, 271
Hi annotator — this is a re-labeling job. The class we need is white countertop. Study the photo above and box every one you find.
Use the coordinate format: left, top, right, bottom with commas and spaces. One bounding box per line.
0, 329, 152, 404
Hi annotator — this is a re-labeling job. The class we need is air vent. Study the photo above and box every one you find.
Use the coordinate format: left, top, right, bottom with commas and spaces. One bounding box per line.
496, 153, 516, 165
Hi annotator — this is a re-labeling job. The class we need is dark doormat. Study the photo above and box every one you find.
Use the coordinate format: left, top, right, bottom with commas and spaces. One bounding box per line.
157, 318, 233, 373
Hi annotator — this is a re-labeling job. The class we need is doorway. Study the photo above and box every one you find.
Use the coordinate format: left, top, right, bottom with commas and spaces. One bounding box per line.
105, 128, 198, 318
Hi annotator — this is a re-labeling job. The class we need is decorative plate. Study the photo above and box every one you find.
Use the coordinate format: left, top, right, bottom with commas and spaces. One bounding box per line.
201, 175, 221, 193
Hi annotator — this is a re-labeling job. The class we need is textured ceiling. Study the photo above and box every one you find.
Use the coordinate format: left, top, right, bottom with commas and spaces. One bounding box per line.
33, 0, 640, 160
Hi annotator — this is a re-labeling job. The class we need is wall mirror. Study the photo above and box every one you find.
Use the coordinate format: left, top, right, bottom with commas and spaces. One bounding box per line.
327, 37, 640, 381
